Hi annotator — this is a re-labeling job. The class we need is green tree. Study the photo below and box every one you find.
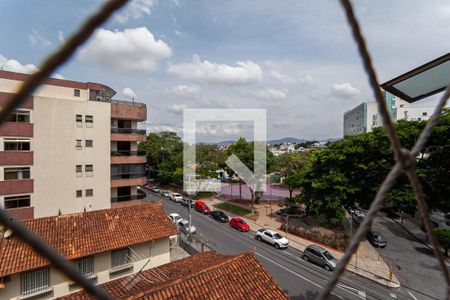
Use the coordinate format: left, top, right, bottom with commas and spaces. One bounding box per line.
195, 144, 227, 178
283, 172, 304, 199
433, 227, 450, 257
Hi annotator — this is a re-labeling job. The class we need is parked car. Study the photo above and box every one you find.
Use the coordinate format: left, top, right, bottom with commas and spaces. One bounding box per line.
210, 210, 229, 223
181, 198, 194, 208
194, 201, 211, 214
302, 244, 337, 271
255, 228, 289, 249
151, 185, 160, 193
177, 219, 197, 234
229, 217, 249, 232
168, 213, 182, 224
367, 231, 387, 248
170, 193, 183, 203
160, 190, 170, 198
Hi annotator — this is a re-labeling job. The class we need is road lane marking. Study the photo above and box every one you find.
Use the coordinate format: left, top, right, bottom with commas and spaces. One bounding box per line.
337, 284, 366, 299
256, 252, 348, 300
407, 292, 418, 300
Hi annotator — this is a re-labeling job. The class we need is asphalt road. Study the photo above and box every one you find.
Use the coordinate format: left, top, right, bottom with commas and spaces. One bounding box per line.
373, 215, 448, 300
142, 189, 427, 300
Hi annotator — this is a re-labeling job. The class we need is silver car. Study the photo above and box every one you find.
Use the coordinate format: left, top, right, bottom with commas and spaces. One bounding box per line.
302, 244, 337, 271
177, 219, 196, 234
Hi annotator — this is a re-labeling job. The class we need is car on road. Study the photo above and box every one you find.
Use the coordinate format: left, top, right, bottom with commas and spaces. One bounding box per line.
210, 210, 229, 223
255, 228, 289, 249
302, 244, 337, 271
367, 230, 387, 248
168, 213, 182, 224
194, 201, 211, 214
181, 198, 194, 208
170, 193, 183, 203
161, 190, 170, 198
230, 217, 249, 232
150, 185, 160, 193
177, 219, 197, 234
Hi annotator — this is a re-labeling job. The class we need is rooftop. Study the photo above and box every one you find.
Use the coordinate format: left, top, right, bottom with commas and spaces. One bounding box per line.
60, 251, 289, 300
0, 202, 177, 277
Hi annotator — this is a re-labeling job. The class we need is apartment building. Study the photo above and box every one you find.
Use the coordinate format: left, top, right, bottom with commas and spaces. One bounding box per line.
0, 70, 147, 219
0, 202, 177, 299
343, 91, 437, 136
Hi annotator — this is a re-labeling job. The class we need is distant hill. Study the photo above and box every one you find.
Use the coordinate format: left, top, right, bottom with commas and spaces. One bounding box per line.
210, 137, 341, 146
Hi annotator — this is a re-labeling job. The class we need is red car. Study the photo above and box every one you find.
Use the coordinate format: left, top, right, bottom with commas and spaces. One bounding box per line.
230, 217, 250, 232
194, 201, 211, 214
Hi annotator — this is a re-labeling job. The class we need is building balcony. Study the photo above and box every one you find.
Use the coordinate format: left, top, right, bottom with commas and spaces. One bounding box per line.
111, 177, 146, 188
0, 151, 33, 166
0, 179, 34, 196
5, 206, 34, 220
0, 91, 33, 109
111, 133, 146, 142
111, 151, 146, 164
111, 100, 147, 121
111, 192, 146, 203
0, 122, 33, 137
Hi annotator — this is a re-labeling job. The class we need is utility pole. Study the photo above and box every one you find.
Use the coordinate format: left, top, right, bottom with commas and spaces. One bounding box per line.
285, 215, 289, 238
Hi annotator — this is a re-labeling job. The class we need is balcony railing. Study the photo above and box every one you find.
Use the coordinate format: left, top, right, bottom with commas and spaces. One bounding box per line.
111, 99, 146, 106
111, 193, 146, 203
111, 128, 146, 134
111, 151, 146, 156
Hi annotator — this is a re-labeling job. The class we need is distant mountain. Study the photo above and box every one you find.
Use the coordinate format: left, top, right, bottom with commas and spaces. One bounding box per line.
212, 137, 341, 146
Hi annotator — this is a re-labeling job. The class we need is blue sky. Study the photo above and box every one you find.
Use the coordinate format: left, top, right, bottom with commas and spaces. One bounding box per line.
1, 0, 449, 142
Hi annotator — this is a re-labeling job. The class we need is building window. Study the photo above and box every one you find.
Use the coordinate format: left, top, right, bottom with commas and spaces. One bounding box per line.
4, 139, 30, 151
76, 114, 82, 127
111, 248, 131, 269
85, 115, 93, 128
7, 110, 30, 123
85, 189, 93, 197
4, 167, 30, 180
74, 89, 81, 97
85, 165, 93, 177
76, 165, 82, 177
76, 190, 82, 198
423, 112, 428, 116
76, 139, 82, 150
85, 140, 93, 148
4, 195, 31, 209
72, 256, 94, 277
20, 267, 49, 296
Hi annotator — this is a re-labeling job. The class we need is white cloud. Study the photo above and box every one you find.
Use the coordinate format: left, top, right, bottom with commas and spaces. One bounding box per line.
331, 82, 360, 97
122, 87, 137, 99
256, 88, 287, 101
171, 84, 200, 96
115, 0, 157, 24
53, 73, 65, 79
273, 121, 289, 128
269, 70, 295, 84
174, 29, 182, 36
299, 75, 314, 85
0, 54, 38, 74
168, 55, 263, 85
167, 103, 188, 115
78, 27, 171, 73
28, 29, 52, 47
57, 31, 65, 43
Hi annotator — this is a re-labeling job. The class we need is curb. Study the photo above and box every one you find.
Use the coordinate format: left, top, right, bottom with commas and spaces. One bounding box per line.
392, 218, 432, 250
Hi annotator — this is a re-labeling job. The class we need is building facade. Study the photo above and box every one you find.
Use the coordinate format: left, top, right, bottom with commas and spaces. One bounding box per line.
0, 202, 177, 299
0, 70, 147, 219
343, 91, 437, 136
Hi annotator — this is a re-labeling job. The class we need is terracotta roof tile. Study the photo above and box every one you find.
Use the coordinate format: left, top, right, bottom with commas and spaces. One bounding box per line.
0, 202, 177, 277
60, 251, 289, 300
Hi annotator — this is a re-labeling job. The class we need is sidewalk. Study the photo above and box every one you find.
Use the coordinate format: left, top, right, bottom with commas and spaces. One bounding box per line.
202, 198, 400, 288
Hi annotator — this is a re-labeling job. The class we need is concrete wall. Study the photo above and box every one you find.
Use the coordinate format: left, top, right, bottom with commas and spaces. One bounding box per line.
0, 238, 171, 299
343, 103, 365, 136
31, 95, 111, 217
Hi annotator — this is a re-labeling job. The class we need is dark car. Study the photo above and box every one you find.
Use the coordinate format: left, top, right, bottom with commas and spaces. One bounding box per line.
210, 210, 229, 223
367, 231, 387, 248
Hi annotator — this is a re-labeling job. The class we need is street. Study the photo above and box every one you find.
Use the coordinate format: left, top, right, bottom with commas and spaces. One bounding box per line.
373, 215, 448, 300
143, 189, 425, 300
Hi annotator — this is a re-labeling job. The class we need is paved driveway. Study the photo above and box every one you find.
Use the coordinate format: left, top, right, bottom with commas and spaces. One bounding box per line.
373, 215, 448, 300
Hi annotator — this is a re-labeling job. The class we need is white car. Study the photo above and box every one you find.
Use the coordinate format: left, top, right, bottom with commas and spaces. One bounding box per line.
161, 190, 170, 198
168, 213, 183, 224
170, 193, 183, 203
255, 228, 289, 249
177, 219, 196, 234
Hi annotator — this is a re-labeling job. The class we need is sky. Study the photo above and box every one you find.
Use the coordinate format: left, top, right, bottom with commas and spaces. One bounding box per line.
0, 0, 449, 142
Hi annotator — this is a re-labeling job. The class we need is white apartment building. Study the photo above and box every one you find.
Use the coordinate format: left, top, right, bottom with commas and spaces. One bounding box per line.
0, 70, 147, 219
343, 91, 437, 136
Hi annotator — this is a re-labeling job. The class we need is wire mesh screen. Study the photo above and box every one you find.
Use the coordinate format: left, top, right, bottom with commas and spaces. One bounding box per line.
0, 0, 449, 299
